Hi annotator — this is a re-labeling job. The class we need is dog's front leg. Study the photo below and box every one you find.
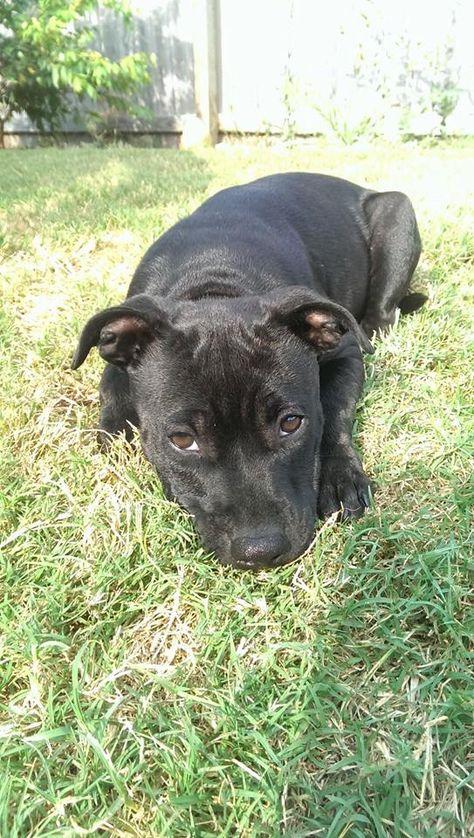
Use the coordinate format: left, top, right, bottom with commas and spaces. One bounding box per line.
97, 364, 139, 449
317, 335, 371, 520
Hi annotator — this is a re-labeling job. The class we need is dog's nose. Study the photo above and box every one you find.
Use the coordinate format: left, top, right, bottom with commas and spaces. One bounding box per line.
230, 529, 290, 567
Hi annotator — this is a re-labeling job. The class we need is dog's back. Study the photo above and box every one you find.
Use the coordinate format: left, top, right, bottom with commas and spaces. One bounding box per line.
129, 173, 375, 319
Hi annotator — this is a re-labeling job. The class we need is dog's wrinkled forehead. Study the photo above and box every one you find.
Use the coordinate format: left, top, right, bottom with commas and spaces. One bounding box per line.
194, 315, 271, 380
170, 314, 275, 406
136, 299, 313, 423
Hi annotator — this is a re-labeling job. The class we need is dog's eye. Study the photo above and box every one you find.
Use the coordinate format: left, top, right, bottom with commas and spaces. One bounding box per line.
169, 433, 199, 452
280, 414, 303, 435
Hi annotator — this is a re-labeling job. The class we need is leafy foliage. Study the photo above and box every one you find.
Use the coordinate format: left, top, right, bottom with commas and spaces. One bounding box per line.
0, 0, 152, 145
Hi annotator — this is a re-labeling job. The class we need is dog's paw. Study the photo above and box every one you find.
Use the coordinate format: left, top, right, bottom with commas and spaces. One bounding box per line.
97, 406, 137, 451
97, 427, 115, 451
318, 452, 372, 521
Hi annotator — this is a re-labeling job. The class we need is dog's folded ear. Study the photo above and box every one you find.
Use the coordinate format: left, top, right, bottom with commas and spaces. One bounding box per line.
72, 294, 174, 369
266, 287, 374, 355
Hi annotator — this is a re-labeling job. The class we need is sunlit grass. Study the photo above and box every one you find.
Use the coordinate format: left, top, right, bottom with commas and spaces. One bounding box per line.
1, 139, 473, 836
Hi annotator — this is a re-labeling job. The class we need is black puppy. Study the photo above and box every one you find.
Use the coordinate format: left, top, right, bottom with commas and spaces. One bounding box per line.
73, 173, 424, 569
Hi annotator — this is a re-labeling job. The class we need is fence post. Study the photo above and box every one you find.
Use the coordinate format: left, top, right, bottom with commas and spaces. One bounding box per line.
192, 0, 220, 145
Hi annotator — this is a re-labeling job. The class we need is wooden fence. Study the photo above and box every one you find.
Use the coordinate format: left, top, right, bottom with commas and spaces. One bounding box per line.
5, 0, 474, 146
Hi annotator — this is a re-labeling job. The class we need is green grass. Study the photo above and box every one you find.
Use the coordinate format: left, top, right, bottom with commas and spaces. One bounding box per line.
0, 139, 473, 837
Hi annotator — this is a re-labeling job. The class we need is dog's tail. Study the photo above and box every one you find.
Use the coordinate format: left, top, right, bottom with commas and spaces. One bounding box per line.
398, 292, 428, 315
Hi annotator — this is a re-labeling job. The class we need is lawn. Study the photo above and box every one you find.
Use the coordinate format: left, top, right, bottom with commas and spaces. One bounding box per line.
0, 138, 473, 837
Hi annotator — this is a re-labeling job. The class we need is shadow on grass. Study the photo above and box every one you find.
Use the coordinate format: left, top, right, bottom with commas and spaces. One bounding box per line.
2, 145, 214, 250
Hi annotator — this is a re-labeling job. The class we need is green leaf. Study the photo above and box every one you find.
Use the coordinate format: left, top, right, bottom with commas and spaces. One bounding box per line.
0, 0, 153, 132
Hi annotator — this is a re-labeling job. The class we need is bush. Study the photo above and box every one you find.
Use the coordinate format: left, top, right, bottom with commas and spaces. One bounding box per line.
0, 0, 152, 147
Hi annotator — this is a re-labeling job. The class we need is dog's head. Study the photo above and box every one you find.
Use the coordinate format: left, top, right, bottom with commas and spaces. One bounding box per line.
73, 288, 372, 569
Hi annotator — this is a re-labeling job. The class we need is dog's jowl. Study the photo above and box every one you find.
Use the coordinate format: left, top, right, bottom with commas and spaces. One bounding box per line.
73, 173, 424, 569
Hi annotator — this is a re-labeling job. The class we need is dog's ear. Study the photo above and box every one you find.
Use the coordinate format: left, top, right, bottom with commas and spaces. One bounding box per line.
266, 287, 374, 355
72, 294, 174, 369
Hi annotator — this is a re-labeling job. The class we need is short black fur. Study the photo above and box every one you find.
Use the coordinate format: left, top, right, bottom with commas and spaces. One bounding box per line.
73, 173, 423, 569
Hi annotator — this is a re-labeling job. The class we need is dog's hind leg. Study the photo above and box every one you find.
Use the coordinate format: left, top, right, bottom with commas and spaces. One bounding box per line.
361, 191, 424, 337
317, 335, 371, 521
97, 364, 139, 448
